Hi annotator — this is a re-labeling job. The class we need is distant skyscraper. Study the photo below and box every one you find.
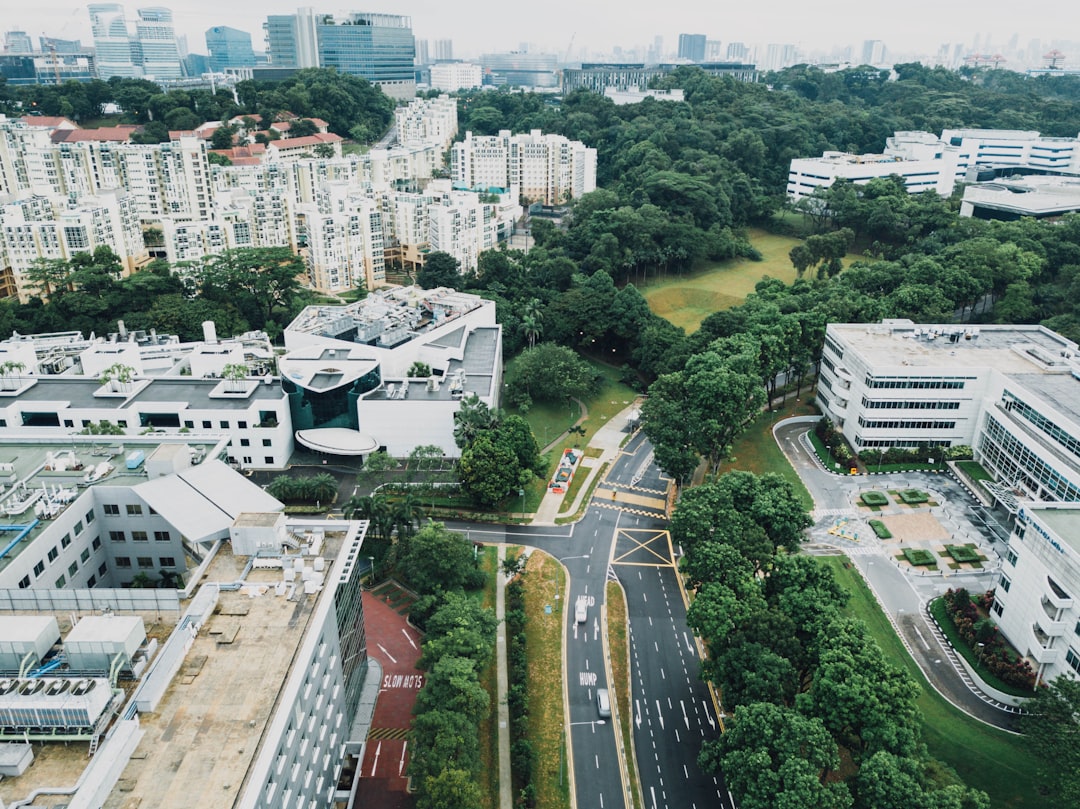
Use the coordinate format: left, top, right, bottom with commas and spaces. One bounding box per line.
415, 39, 429, 66
39, 36, 85, 54
89, 4, 137, 78
433, 39, 453, 61
4, 31, 34, 54
761, 43, 797, 71
206, 26, 256, 72
133, 7, 182, 79
861, 39, 887, 65
726, 41, 749, 61
652, 35, 663, 62
678, 33, 707, 62
263, 9, 415, 98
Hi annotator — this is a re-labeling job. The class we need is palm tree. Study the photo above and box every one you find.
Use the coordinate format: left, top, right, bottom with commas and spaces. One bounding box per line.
392, 493, 426, 540
453, 393, 496, 449
520, 297, 544, 349
342, 494, 394, 542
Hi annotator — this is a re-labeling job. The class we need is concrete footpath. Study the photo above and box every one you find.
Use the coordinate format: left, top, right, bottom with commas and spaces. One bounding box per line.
495, 545, 512, 809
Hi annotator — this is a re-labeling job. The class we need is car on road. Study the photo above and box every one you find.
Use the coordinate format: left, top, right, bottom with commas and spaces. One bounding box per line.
596, 688, 610, 718
575, 599, 587, 623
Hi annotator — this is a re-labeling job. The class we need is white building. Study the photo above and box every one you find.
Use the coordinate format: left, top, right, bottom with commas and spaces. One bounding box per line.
297, 188, 385, 292
451, 129, 597, 204
603, 87, 685, 105
394, 94, 459, 148
960, 175, 1080, 220
428, 62, 483, 93
994, 502, 1080, 684
788, 128, 1080, 202
818, 321, 1080, 510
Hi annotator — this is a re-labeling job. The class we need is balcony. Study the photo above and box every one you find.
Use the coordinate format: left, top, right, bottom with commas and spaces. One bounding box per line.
1026, 628, 1061, 665
1034, 610, 1067, 638
1045, 576, 1073, 610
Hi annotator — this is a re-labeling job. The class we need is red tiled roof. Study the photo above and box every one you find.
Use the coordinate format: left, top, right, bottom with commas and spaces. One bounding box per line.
269, 133, 343, 151
50, 125, 140, 143
19, 116, 77, 129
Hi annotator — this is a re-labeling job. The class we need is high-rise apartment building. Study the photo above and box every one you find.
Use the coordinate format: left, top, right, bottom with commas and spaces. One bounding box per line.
432, 38, 453, 61
677, 33, 707, 62
428, 62, 482, 93
263, 9, 415, 99
205, 25, 257, 72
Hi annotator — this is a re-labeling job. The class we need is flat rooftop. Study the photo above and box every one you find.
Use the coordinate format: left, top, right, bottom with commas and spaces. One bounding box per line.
366, 326, 499, 401
1029, 506, 1080, 555
831, 323, 1078, 375
4, 377, 283, 411
1005, 373, 1080, 426
104, 535, 344, 808
0, 439, 218, 577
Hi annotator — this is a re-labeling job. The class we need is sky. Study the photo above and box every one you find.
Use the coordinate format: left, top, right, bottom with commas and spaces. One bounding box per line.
6, 2, 1074, 61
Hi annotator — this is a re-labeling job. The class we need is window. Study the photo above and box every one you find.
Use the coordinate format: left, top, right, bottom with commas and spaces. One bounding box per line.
126, 504, 143, 516
92, 536, 101, 550
265, 456, 274, 464
80, 548, 91, 563
110, 531, 125, 542
202, 420, 211, 428
73, 521, 84, 536
220, 420, 229, 429
87, 575, 96, 588
154, 530, 170, 542
262, 439, 272, 447
18, 575, 30, 589
1005, 549, 1018, 566
103, 504, 120, 516
98, 562, 108, 576
115, 557, 132, 568
1066, 649, 1080, 676
991, 602, 1004, 617
160, 556, 176, 567
240, 438, 250, 447
85, 509, 95, 524
137, 556, 153, 569
1000, 575, 1011, 593
47, 546, 59, 562
68, 561, 78, 577
61, 533, 72, 549
55, 575, 66, 588
238, 420, 248, 429
184, 420, 194, 429
131, 531, 148, 542
242, 456, 252, 464
33, 560, 45, 577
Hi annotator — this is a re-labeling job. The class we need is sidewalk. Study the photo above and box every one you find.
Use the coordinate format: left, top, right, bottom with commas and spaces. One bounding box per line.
531, 400, 642, 525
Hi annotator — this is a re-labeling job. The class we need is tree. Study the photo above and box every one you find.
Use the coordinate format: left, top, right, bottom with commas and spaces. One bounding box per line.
700, 702, 850, 809
503, 343, 599, 410
197, 247, 305, 332
1020, 676, 1080, 805
519, 297, 544, 349
418, 590, 497, 668
417, 767, 484, 809
409, 711, 480, 783
210, 124, 235, 150
452, 394, 497, 449
408, 361, 432, 378
417, 251, 462, 289
414, 655, 490, 726
399, 522, 484, 595
457, 433, 528, 507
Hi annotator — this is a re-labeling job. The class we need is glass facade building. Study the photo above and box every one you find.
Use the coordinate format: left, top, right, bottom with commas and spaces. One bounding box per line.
205, 26, 256, 72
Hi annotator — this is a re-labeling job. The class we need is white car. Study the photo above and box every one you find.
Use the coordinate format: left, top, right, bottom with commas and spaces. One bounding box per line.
575, 599, 588, 623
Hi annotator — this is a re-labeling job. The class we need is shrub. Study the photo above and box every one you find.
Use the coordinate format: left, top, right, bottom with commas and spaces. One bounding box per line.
861, 491, 889, 506
945, 544, 980, 563
869, 519, 892, 539
903, 548, 936, 566
899, 489, 929, 504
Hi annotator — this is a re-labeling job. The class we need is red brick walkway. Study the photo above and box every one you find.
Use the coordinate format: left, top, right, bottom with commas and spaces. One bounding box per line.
355, 590, 423, 809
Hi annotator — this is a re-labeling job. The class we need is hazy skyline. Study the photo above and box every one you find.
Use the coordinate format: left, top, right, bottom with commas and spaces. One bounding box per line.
7, 1, 1077, 61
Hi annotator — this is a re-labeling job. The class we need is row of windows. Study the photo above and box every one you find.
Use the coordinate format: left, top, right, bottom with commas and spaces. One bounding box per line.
823, 335, 845, 361
856, 438, 953, 449
19, 556, 107, 590
114, 556, 176, 569
1066, 648, 1080, 676
109, 530, 171, 542
980, 415, 1080, 502
236, 438, 274, 448
857, 418, 957, 430
861, 398, 961, 410
864, 376, 971, 390
1002, 391, 1080, 463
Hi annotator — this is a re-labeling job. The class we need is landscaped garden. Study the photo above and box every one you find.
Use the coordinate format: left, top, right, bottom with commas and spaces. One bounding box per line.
868, 519, 893, 539
861, 490, 890, 507
898, 488, 930, 505
930, 588, 1036, 695
821, 558, 1041, 809
942, 544, 984, 568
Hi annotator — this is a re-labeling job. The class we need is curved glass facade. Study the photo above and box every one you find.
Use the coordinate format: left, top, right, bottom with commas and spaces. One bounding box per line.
282, 366, 381, 431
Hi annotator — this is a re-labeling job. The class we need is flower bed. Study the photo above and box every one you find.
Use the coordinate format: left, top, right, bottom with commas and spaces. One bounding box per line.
937, 588, 1035, 693
869, 519, 892, 539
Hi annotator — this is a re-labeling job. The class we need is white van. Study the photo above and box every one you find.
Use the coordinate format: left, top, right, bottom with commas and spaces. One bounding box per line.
596, 688, 610, 718
575, 599, 587, 623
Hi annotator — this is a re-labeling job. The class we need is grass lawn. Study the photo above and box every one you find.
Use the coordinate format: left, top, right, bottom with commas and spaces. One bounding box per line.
713, 396, 817, 510
640, 228, 863, 333
606, 581, 642, 809
523, 551, 571, 809
956, 460, 993, 483
820, 557, 1040, 809
475, 546, 500, 807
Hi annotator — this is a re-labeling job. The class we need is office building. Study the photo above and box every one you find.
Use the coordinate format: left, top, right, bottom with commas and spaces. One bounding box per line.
133, 7, 182, 79
817, 320, 1080, 510
562, 62, 758, 93
960, 175, 1080, 220
4, 31, 34, 53
787, 128, 1080, 202
429, 61, 483, 93
451, 129, 597, 204
205, 25, 256, 72
263, 9, 415, 99
993, 503, 1080, 685
861, 39, 887, 65
88, 3, 137, 79
678, 33, 707, 62
480, 51, 558, 88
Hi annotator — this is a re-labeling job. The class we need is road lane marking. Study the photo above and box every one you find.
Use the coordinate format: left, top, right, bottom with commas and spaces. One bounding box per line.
399, 742, 407, 775
377, 644, 397, 663
655, 700, 664, 729
402, 629, 417, 649
681, 700, 690, 729
370, 741, 381, 776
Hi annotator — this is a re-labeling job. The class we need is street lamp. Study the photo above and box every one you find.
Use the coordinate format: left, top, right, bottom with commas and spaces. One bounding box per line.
518, 487, 525, 519
553, 554, 590, 608
367, 555, 375, 585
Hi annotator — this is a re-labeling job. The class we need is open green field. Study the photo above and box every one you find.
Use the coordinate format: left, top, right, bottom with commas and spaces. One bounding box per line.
641, 228, 863, 333
820, 557, 1039, 809
713, 395, 817, 510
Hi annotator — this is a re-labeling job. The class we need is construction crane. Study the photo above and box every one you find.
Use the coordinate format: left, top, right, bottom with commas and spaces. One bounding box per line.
562, 32, 576, 65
